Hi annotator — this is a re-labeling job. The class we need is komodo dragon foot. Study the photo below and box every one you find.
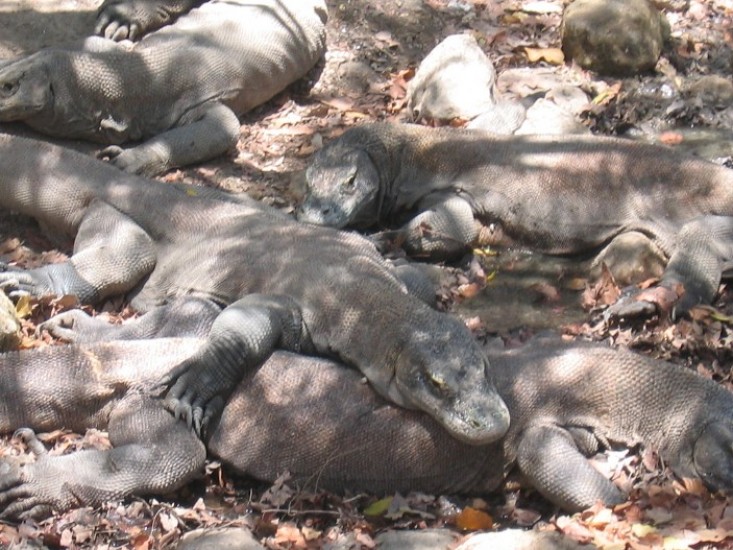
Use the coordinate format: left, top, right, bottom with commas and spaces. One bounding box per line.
95, 0, 204, 41
0, 262, 97, 302
0, 429, 63, 520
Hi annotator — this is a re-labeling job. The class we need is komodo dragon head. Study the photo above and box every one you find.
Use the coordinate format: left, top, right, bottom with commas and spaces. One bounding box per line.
385, 313, 511, 446
298, 126, 386, 228
689, 421, 733, 494
0, 54, 52, 121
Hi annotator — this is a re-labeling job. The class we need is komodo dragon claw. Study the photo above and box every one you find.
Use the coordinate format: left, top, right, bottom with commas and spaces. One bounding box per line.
0, 264, 47, 299
154, 361, 225, 437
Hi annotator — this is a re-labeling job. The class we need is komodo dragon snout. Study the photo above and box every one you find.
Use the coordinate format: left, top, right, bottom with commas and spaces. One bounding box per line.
692, 421, 733, 493
0, 57, 50, 121
299, 142, 381, 228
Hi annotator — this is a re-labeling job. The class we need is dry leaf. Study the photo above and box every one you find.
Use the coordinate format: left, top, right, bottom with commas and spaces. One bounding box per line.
458, 282, 481, 298
530, 281, 561, 303
158, 512, 179, 533
524, 47, 565, 65
364, 496, 392, 517
658, 131, 684, 145
274, 523, 306, 548
455, 506, 494, 531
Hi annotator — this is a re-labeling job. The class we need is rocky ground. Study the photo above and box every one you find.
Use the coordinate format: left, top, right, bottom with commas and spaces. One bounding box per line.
1, 0, 733, 548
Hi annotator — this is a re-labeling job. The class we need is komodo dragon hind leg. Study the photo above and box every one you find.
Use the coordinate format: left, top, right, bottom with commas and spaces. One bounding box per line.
0, 199, 156, 303
156, 294, 310, 437
98, 102, 241, 176
607, 215, 733, 321
0, 393, 206, 521
516, 423, 625, 512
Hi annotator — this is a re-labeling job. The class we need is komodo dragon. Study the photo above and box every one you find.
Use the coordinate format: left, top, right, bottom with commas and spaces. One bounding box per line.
0, 0, 327, 175
0, 132, 510, 445
1, 335, 733, 519
298, 123, 733, 318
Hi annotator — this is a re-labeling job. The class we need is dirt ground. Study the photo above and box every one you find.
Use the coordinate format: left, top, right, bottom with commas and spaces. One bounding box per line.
1, 0, 733, 548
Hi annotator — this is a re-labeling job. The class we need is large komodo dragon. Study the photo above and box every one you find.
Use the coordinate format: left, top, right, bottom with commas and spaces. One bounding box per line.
0, 132, 511, 445
2, 334, 733, 519
0, 0, 327, 175
298, 123, 733, 318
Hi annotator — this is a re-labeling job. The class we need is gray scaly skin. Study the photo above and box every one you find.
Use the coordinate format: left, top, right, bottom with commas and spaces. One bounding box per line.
298, 123, 733, 319
0, 0, 327, 175
0, 132, 509, 445
1, 334, 733, 519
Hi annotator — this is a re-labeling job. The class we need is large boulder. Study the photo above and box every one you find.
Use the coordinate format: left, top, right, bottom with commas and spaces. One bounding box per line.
562, 0, 670, 76
407, 34, 498, 123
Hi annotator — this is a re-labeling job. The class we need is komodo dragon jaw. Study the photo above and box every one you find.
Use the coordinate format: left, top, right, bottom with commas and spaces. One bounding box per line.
0, 56, 51, 121
298, 141, 383, 228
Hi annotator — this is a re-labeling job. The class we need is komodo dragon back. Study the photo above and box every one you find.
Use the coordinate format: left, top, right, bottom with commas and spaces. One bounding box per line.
2, 337, 733, 519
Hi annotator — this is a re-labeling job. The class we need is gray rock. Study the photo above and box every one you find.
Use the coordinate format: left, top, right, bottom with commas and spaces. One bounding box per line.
562, 0, 670, 76
177, 527, 264, 550
591, 231, 666, 285
515, 97, 588, 135
456, 529, 595, 550
468, 100, 527, 135
407, 33, 497, 122
0, 290, 20, 352
375, 528, 460, 549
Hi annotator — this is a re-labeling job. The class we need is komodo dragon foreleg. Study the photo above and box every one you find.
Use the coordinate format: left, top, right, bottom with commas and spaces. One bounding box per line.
608, 215, 733, 320
98, 102, 241, 176
0, 393, 206, 521
155, 294, 311, 436
95, 0, 206, 41
0, 200, 156, 302
374, 194, 479, 261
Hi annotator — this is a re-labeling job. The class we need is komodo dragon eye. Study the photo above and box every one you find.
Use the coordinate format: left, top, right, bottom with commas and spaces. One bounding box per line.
0, 81, 19, 97
343, 173, 356, 188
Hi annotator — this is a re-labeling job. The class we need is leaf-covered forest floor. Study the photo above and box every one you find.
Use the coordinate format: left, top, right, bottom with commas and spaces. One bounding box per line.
1, 0, 733, 548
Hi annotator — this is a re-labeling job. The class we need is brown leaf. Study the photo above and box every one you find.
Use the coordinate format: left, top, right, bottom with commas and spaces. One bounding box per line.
555, 515, 595, 543
530, 281, 561, 303
658, 131, 684, 145
132, 534, 150, 550
273, 523, 306, 548
458, 283, 482, 298
582, 263, 620, 309
455, 506, 494, 531
592, 82, 623, 106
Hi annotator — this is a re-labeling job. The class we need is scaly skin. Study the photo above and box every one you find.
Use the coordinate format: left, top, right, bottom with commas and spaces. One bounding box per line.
299, 122, 733, 319
1, 335, 733, 519
0, 132, 509, 446
0, 0, 327, 175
